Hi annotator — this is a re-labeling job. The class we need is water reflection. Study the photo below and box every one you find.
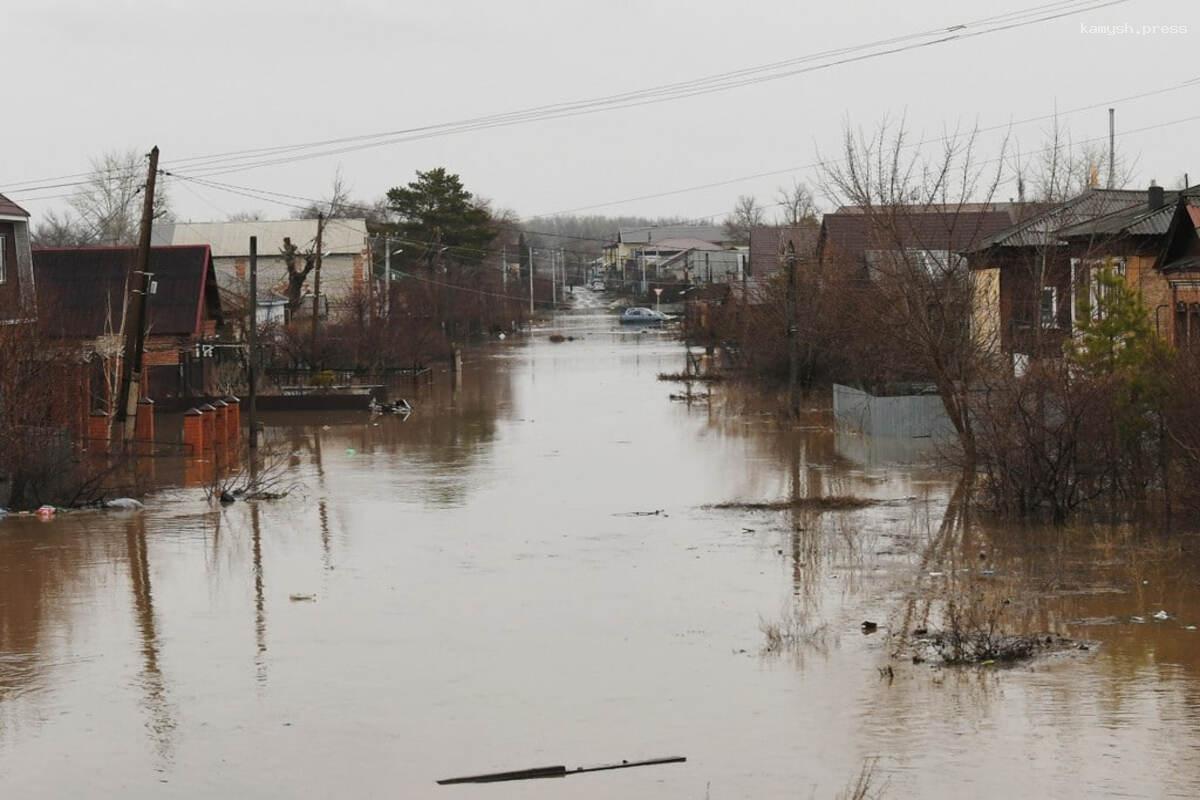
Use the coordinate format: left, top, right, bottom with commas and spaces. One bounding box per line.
1, 309, 1199, 798
124, 512, 176, 763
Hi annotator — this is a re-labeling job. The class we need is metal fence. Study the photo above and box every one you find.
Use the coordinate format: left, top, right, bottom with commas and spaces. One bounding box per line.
832, 384, 955, 440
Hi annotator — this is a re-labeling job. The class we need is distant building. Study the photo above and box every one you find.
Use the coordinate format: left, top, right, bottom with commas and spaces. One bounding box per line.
152, 218, 372, 317
0, 192, 36, 323
603, 224, 732, 273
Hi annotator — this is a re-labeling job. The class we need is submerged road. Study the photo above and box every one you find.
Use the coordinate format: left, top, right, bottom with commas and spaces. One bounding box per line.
2, 292, 1199, 798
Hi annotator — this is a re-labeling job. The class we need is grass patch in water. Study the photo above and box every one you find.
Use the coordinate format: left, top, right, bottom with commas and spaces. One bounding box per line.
708, 496, 877, 512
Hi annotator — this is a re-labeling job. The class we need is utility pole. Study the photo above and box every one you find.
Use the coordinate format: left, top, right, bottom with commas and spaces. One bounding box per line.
501, 245, 508, 292
528, 246, 535, 315
248, 236, 259, 450
310, 212, 324, 368
785, 241, 799, 417
551, 248, 557, 308
117, 145, 159, 444
1107, 108, 1115, 190
383, 237, 392, 319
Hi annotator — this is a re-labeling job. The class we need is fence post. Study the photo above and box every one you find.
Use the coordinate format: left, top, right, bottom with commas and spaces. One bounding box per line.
224, 396, 240, 450
212, 399, 229, 455
88, 411, 110, 454
198, 404, 217, 452
183, 408, 205, 456
135, 397, 155, 453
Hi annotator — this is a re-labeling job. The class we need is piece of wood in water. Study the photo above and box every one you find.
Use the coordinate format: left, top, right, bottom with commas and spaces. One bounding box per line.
437, 756, 686, 785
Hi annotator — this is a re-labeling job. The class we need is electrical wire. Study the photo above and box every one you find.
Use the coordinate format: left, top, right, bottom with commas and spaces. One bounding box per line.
2, 0, 1131, 193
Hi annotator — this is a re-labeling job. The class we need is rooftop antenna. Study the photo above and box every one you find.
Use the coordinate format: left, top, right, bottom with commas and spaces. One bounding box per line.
1107, 108, 1115, 189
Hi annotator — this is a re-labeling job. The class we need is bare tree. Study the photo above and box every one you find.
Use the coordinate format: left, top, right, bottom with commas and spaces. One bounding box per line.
775, 180, 819, 225
1013, 116, 1137, 203
31, 209, 95, 247
281, 236, 317, 316
819, 119, 1009, 467
722, 194, 765, 245
226, 209, 266, 222
67, 148, 172, 245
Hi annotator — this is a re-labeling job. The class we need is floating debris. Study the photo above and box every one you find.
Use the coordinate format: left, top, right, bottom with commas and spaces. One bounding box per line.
104, 498, 145, 510
437, 756, 686, 785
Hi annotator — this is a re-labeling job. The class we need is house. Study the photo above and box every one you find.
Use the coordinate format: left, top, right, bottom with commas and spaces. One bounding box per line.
748, 222, 820, 277
966, 189, 1146, 355
0, 192, 36, 323
967, 185, 1199, 357
34, 245, 224, 407
603, 224, 732, 275
151, 218, 372, 320
1057, 185, 1200, 348
818, 204, 1018, 278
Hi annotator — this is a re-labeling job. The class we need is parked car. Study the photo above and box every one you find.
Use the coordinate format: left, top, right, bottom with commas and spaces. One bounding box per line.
619, 307, 667, 324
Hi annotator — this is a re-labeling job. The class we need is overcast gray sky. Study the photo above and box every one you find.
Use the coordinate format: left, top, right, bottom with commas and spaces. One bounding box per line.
4, 0, 1197, 224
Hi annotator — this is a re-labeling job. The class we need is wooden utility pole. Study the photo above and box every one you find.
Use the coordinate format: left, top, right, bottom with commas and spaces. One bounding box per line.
248, 236, 259, 450
117, 145, 160, 444
785, 240, 800, 417
528, 246, 535, 315
310, 212, 325, 368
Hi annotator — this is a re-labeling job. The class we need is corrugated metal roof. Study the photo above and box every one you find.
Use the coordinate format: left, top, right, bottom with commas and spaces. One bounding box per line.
152, 218, 369, 257
1057, 194, 1182, 239
636, 237, 725, 251
0, 192, 29, 217
618, 224, 726, 245
972, 189, 1145, 250
33, 245, 220, 338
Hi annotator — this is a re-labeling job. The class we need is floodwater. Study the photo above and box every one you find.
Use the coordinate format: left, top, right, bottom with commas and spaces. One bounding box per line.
2, 291, 1200, 798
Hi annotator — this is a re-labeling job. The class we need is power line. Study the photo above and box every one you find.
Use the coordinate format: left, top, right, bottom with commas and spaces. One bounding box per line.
164, 104, 1200, 253
2, 0, 1131, 193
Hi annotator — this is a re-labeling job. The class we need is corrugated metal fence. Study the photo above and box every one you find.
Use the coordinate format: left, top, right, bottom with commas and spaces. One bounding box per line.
832, 384, 955, 440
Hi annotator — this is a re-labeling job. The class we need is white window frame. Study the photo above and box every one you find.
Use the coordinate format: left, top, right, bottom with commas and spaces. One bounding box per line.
1040, 286, 1058, 328
0, 233, 6, 284
1071, 257, 1126, 325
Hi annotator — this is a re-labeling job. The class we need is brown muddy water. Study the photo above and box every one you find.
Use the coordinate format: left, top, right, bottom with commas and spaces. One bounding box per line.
2, 296, 1200, 798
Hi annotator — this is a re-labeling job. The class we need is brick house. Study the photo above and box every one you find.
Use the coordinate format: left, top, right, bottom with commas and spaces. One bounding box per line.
33, 245, 224, 409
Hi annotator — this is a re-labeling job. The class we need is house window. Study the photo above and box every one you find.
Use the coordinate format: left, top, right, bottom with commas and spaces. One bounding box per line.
0, 234, 6, 284
1040, 286, 1058, 328
1071, 257, 1126, 324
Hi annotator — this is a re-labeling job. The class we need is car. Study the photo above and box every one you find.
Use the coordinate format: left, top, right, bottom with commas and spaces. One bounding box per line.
619, 306, 667, 324
589, 279, 606, 291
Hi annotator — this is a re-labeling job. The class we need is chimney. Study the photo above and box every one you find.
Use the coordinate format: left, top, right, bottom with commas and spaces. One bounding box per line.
1149, 181, 1165, 211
